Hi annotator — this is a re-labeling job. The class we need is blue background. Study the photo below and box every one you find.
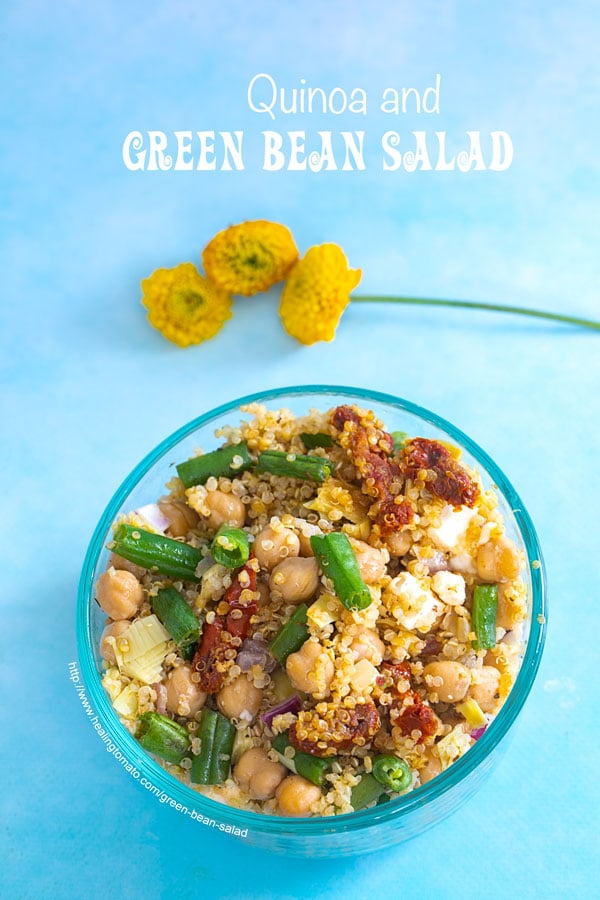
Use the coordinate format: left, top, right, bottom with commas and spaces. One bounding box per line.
1, 1, 598, 898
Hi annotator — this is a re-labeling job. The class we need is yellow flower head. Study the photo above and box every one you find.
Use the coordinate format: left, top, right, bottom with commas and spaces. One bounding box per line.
279, 243, 361, 345
202, 220, 298, 296
141, 263, 232, 348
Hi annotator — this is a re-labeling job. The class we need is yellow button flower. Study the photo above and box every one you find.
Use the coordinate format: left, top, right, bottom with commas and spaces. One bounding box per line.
141, 263, 232, 348
279, 243, 361, 344
202, 220, 298, 296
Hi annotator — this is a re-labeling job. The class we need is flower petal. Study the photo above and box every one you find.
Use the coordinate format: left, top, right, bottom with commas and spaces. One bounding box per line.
279, 244, 362, 345
202, 220, 298, 296
141, 263, 232, 348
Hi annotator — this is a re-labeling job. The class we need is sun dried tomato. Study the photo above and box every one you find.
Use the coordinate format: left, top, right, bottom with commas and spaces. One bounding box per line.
192, 561, 258, 692
391, 695, 438, 742
376, 660, 437, 743
330, 405, 413, 534
289, 701, 381, 757
402, 438, 479, 508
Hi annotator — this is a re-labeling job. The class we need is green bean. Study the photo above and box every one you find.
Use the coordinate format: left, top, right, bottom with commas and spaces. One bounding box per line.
271, 731, 331, 786
371, 755, 412, 792
190, 708, 236, 785
391, 430, 410, 452
211, 524, 250, 568
256, 450, 334, 483
350, 773, 387, 810
300, 432, 334, 449
150, 586, 200, 649
269, 604, 309, 664
111, 524, 202, 581
137, 712, 190, 765
310, 532, 372, 611
176, 442, 253, 489
472, 584, 498, 650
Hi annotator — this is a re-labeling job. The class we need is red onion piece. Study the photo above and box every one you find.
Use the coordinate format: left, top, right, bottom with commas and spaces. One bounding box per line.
237, 636, 277, 674
471, 725, 487, 741
261, 694, 303, 729
134, 503, 170, 534
152, 682, 167, 716
423, 551, 450, 574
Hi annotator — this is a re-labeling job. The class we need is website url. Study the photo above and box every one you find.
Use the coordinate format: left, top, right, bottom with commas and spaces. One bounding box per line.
68, 661, 248, 838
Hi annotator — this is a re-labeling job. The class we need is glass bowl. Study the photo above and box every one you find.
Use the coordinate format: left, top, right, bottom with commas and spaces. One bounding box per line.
77, 385, 546, 857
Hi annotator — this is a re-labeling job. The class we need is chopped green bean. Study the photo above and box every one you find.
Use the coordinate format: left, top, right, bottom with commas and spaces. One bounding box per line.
211, 524, 250, 569
176, 442, 253, 489
190, 708, 217, 784
372, 755, 412, 792
150, 586, 200, 649
391, 430, 410, 452
300, 432, 334, 449
256, 450, 334, 483
472, 584, 498, 650
272, 731, 331, 786
180, 640, 198, 662
269, 604, 309, 664
310, 532, 372, 611
190, 708, 236, 785
350, 773, 387, 810
111, 524, 202, 581
137, 712, 190, 765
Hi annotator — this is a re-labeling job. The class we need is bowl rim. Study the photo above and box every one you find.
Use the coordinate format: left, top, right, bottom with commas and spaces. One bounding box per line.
77, 384, 547, 835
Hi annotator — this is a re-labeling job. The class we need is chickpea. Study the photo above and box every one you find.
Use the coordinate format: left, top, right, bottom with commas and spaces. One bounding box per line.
423, 660, 471, 703
349, 628, 385, 666
100, 620, 130, 665
217, 674, 263, 722
202, 490, 246, 531
296, 523, 322, 557
158, 498, 199, 537
234, 748, 287, 801
349, 539, 387, 584
468, 666, 501, 713
419, 752, 442, 785
269, 557, 319, 604
165, 665, 206, 717
96, 568, 143, 619
286, 640, 334, 698
108, 552, 146, 581
496, 583, 524, 631
384, 531, 412, 557
253, 525, 300, 571
255, 580, 271, 607
276, 774, 321, 817
476, 536, 522, 583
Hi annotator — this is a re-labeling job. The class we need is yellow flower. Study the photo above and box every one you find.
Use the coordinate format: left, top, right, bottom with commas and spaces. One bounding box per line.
279, 243, 361, 344
141, 263, 232, 348
202, 220, 298, 296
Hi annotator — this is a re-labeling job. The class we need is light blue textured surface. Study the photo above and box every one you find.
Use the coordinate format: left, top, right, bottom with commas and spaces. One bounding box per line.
1, 2, 598, 898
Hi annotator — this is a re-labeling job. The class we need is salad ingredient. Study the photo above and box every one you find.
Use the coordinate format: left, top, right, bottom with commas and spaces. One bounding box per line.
310, 532, 372, 611
211, 525, 250, 568
150, 586, 200, 649
257, 449, 334, 483
137, 712, 190, 764
191, 708, 236, 785
176, 441, 252, 489
471, 584, 499, 650
269, 604, 310, 664
111, 524, 203, 582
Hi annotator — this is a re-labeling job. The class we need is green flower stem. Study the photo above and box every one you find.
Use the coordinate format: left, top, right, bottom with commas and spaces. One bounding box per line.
352, 295, 600, 331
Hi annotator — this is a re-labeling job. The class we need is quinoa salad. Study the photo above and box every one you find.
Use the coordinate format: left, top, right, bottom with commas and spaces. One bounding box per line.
97, 403, 528, 817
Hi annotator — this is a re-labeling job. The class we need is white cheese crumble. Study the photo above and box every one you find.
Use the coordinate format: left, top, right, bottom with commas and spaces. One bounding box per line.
431, 570, 466, 606
428, 504, 476, 551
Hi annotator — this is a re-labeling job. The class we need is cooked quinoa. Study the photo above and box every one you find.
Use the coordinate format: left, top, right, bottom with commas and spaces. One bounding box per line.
97, 403, 528, 817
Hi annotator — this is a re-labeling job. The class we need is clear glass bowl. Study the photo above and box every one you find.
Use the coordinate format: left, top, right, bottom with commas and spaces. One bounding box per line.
77, 385, 546, 857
